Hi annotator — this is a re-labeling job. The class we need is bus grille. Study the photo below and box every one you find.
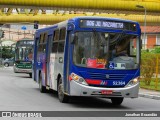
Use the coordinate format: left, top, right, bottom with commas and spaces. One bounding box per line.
88, 72, 126, 80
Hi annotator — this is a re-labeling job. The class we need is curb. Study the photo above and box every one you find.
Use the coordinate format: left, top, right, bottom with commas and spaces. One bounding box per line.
139, 93, 160, 100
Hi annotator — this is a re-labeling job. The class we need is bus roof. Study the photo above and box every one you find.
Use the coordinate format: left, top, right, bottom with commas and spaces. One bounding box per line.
69, 16, 138, 24
36, 20, 68, 33
37, 16, 139, 32
35, 16, 140, 37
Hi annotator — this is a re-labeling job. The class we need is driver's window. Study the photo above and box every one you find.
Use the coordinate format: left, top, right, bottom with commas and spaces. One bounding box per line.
130, 38, 137, 56
73, 34, 84, 64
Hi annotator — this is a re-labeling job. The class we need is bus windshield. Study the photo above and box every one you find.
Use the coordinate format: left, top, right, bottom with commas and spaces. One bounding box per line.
15, 47, 33, 61
73, 32, 140, 70
15, 40, 34, 61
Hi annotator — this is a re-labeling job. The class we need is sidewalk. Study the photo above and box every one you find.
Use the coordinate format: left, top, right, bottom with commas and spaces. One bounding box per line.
139, 88, 160, 100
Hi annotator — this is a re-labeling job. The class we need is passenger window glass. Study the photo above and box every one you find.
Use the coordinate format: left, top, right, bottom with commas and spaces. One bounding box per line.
54, 30, 59, 41
40, 34, 44, 43
52, 42, 58, 53
43, 33, 48, 43
58, 41, 65, 53
130, 38, 137, 56
38, 44, 44, 52
59, 28, 66, 40
36, 38, 39, 46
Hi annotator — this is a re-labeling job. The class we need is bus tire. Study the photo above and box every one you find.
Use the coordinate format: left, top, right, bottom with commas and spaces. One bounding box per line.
39, 73, 46, 93
111, 97, 124, 105
13, 68, 18, 73
4, 63, 9, 67
29, 73, 32, 78
58, 78, 69, 103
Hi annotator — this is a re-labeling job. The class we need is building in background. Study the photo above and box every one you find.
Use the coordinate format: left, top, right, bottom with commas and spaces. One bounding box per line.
141, 26, 160, 49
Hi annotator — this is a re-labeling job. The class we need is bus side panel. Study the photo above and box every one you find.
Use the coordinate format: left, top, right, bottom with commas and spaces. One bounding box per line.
63, 32, 70, 94
46, 35, 52, 88
49, 53, 57, 90
33, 36, 41, 83
33, 38, 38, 81
50, 53, 64, 91
56, 53, 64, 88
36, 53, 45, 85
48, 61, 52, 88
41, 53, 46, 86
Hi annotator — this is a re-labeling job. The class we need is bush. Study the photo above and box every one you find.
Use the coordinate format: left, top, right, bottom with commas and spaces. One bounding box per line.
141, 50, 158, 85
150, 47, 160, 53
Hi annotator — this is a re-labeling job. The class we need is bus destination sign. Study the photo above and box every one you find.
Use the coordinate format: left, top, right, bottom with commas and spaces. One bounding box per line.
79, 19, 137, 31
80, 20, 124, 29
17, 41, 34, 46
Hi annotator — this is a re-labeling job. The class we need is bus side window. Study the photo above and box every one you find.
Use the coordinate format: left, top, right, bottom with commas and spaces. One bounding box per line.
57, 28, 66, 53
38, 45, 43, 53
59, 28, 66, 40
43, 33, 48, 43
37, 35, 41, 52
52, 43, 58, 53
130, 37, 137, 56
58, 42, 65, 53
40, 33, 44, 44
43, 32, 48, 52
54, 30, 59, 41
38, 34, 44, 52
38, 32, 48, 53
52, 30, 59, 53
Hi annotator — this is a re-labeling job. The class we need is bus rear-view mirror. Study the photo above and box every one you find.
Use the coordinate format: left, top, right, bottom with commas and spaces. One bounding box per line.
70, 33, 75, 44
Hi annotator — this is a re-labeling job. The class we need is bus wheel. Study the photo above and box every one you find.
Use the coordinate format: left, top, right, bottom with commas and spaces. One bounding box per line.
4, 63, 9, 67
39, 73, 46, 93
111, 97, 124, 105
29, 73, 32, 78
13, 68, 18, 73
58, 78, 69, 103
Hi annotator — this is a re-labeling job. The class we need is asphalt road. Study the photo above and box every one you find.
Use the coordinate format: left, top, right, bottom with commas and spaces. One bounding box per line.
0, 67, 159, 119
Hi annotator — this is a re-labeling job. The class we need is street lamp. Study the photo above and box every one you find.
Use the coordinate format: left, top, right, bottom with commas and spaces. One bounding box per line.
136, 5, 147, 49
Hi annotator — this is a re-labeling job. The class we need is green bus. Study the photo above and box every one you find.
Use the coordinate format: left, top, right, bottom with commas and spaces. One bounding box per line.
13, 38, 34, 78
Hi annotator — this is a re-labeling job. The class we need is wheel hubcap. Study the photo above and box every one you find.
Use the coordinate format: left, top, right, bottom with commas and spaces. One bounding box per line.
5, 64, 8, 67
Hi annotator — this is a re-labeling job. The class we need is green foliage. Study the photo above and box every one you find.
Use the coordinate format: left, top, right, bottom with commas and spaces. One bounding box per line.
141, 47, 160, 86
150, 47, 160, 53
141, 50, 157, 85
0, 46, 15, 59
140, 78, 160, 91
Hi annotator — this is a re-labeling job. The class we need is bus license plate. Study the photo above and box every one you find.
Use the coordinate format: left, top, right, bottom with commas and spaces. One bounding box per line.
113, 81, 125, 86
101, 90, 113, 95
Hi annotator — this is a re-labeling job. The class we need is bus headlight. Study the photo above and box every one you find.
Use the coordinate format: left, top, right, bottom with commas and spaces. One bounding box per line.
70, 73, 88, 86
125, 77, 139, 87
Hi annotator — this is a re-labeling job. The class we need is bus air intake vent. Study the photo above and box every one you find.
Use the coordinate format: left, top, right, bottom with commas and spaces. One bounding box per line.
88, 72, 126, 80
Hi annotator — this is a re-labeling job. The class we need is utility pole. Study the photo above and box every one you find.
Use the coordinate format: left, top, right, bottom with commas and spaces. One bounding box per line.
136, 5, 147, 49
0, 30, 4, 58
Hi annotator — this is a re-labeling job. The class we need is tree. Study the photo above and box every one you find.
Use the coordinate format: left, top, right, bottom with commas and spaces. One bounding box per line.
0, 46, 14, 59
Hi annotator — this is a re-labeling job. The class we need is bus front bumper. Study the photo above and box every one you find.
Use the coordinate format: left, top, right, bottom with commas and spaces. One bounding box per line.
70, 80, 139, 98
13, 66, 32, 73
